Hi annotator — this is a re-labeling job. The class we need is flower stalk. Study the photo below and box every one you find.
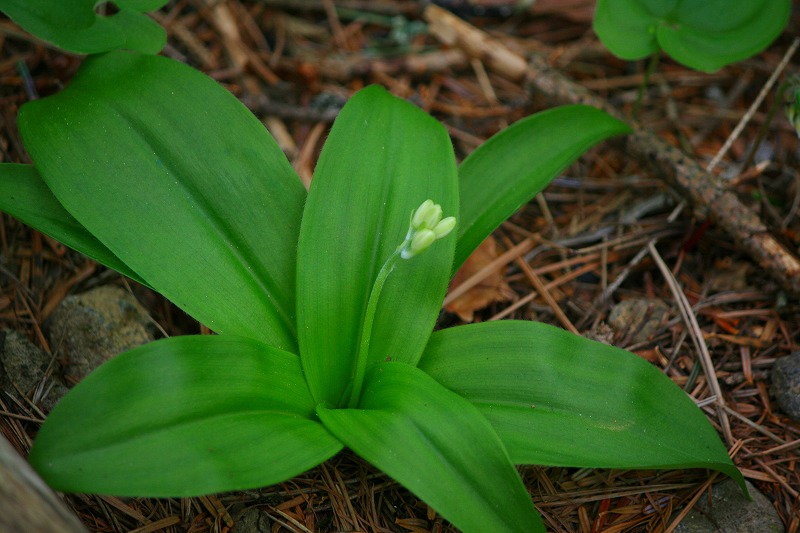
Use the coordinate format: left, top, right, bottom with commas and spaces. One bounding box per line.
346, 199, 455, 408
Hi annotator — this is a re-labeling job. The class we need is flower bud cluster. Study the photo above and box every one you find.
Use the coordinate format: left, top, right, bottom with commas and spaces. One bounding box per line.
400, 199, 456, 259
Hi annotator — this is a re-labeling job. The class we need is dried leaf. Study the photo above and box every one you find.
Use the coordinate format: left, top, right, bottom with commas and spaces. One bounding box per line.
446, 237, 514, 322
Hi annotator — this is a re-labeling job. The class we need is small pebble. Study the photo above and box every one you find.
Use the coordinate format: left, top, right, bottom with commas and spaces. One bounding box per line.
674, 479, 783, 533
46, 285, 155, 382
230, 507, 271, 533
771, 352, 800, 421
0, 330, 68, 412
608, 298, 669, 345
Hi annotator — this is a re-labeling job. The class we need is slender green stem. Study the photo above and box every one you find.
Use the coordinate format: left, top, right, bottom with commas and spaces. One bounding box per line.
633, 52, 660, 119
347, 250, 400, 408
741, 80, 789, 172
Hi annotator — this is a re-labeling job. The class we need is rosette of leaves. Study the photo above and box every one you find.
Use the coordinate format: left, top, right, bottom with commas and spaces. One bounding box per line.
0, 51, 744, 532
594, 0, 791, 72
0, 0, 168, 54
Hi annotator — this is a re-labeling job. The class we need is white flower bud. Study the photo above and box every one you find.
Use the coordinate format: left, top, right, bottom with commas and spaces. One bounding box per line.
422, 204, 443, 229
411, 199, 435, 229
433, 216, 456, 239
402, 229, 436, 259
399, 199, 456, 260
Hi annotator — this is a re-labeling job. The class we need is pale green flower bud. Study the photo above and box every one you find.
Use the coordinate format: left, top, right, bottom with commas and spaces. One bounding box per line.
433, 216, 456, 239
403, 229, 436, 259
411, 199, 439, 230
400, 199, 456, 260
422, 204, 443, 229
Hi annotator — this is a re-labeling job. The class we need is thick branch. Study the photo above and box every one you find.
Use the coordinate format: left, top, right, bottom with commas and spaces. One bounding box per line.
424, 5, 800, 296
0, 435, 87, 532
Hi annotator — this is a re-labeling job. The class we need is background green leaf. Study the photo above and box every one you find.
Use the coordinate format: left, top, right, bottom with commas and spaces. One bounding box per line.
593, 0, 790, 72
655, 1, 791, 73
419, 321, 745, 491
19, 51, 306, 351
118, 0, 170, 10
454, 105, 630, 272
30, 335, 342, 496
592, 0, 663, 60
0, 0, 168, 54
297, 86, 458, 406
0, 163, 147, 285
318, 362, 543, 533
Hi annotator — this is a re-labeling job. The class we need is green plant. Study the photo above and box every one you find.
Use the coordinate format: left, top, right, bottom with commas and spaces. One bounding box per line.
0, 48, 746, 532
594, 0, 791, 72
0, 0, 167, 54
785, 75, 800, 137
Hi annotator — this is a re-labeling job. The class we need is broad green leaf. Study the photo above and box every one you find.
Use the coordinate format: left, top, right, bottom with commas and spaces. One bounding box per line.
592, 0, 664, 59
0, 0, 167, 54
593, 0, 790, 72
30, 335, 342, 496
655, 2, 791, 73
0, 163, 148, 286
419, 321, 746, 492
96, 8, 166, 55
19, 51, 306, 351
119, 0, 170, 10
455, 106, 630, 272
318, 362, 543, 533
297, 86, 458, 406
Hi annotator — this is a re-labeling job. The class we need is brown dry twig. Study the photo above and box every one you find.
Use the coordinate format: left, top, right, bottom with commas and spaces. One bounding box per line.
0, 434, 88, 533
648, 241, 733, 445
423, 4, 800, 298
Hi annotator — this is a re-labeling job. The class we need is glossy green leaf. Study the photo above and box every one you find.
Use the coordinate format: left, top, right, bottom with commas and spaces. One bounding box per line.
455, 105, 630, 272
119, 0, 169, 10
592, 0, 661, 59
593, 0, 790, 72
655, 3, 790, 73
0, 163, 148, 285
318, 362, 543, 533
19, 51, 306, 351
419, 321, 745, 491
0, 0, 167, 54
30, 335, 342, 496
297, 86, 458, 406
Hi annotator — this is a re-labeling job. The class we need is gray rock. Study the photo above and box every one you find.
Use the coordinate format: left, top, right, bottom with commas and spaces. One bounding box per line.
0, 330, 69, 412
585, 321, 615, 345
608, 298, 669, 345
772, 352, 800, 421
46, 286, 155, 383
706, 261, 751, 292
674, 479, 783, 533
231, 507, 271, 533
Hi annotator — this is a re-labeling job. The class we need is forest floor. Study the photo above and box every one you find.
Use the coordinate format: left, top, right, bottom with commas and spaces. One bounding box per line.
1, 1, 799, 532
